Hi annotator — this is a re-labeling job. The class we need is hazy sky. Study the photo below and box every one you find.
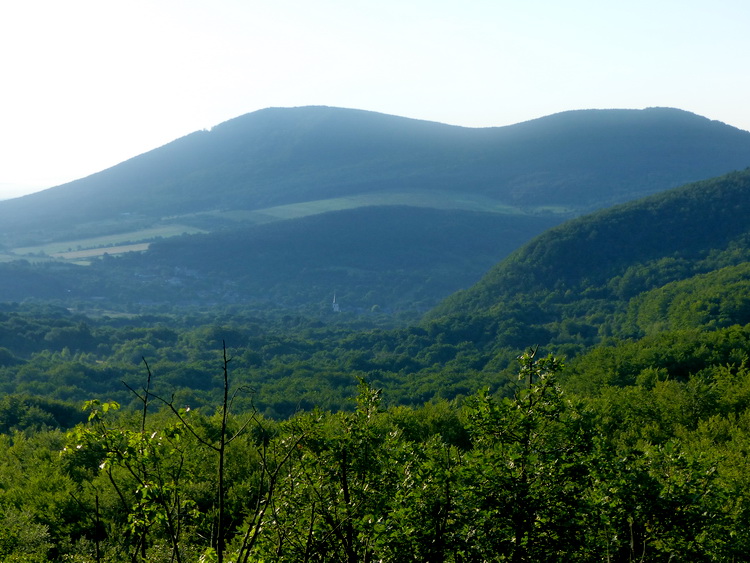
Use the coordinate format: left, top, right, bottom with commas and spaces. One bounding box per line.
1, 0, 749, 199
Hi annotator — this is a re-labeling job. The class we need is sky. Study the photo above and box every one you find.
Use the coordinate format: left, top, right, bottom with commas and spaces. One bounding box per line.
1, 0, 749, 199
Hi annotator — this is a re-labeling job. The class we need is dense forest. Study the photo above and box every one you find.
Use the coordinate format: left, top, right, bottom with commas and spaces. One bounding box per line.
3, 338, 750, 561
2, 169, 750, 559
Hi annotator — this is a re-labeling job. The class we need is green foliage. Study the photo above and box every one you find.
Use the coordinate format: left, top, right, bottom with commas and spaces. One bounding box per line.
62, 398, 198, 561
2, 350, 750, 559
624, 262, 750, 335
459, 351, 593, 560
0, 508, 51, 562
0, 394, 84, 433
247, 380, 402, 561
566, 324, 750, 394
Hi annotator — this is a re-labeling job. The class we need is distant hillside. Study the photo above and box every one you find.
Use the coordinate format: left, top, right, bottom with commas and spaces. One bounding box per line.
1, 106, 749, 246
424, 169, 750, 355
130, 205, 562, 311
0, 206, 561, 315
1, 106, 750, 313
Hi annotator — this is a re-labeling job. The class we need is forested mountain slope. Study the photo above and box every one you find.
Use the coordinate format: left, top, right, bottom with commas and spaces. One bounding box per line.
425, 169, 750, 356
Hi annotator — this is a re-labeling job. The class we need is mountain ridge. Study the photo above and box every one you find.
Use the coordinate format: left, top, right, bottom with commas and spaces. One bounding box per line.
2, 106, 749, 243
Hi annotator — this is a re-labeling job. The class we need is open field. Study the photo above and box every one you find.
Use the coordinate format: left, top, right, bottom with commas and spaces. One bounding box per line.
218, 190, 571, 224
250, 191, 526, 221
5, 191, 572, 265
51, 243, 151, 260
12, 225, 207, 257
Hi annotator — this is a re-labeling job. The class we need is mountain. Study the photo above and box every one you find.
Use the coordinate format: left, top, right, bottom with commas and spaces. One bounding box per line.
1, 106, 750, 312
3, 106, 750, 240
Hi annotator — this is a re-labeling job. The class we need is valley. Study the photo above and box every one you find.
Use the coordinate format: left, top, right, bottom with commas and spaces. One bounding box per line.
1, 107, 750, 560
4, 189, 557, 266
2, 106, 750, 314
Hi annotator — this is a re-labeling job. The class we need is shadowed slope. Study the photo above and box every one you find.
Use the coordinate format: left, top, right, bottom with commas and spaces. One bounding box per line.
1, 106, 749, 245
